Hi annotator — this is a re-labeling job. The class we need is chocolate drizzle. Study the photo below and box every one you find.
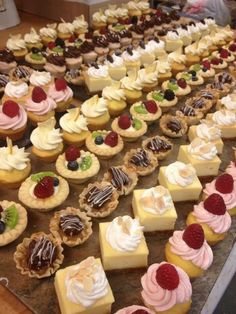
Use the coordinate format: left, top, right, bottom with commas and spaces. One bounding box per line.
106, 32, 120, 43
27, 236, 56, 271
210, 81, 224, 90
80, 41, 94, 53
216, 72, 232, 84
65, 68, 81, 79
59, 215, 84, 237
64, 46, 81, 58
109, 167, 130, 190
0, 75, 9, 87
46, 54, 65, 66
130, 149, 150, 167
191, 98, 204, 109
11, 66, 31, 80
130, 24, 144, 35
119, 29, 132, 38
86, 185, 113, 208
167, 119, 182, 133
0, 49, 15, 63
147, 138, 171, 153
198, 90, 214, 99
180, 105, 196, 117
93, 36, 108, 47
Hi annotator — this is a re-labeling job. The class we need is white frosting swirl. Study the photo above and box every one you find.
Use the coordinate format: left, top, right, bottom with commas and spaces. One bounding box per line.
116, 7, 128, 18
220, 94, 236, 110
87, 65, 108, 78
102, 85, 126, 101
65, 257, 108, 308
204, 18, 216, 26
72, 15, 88, 30
127, 1, 140, 10
122, 50, 140, 62
58, 21, 74, 34
24, 28, 41, 44
92, 11, 107, 23
188, 138, 218, 161
168, 51, 186, 64
196, 120, 221, 140
39, 24, 57, 39
106, 216, 144, 252
30, 71, 52, 87
212, 110, 236, 126
137, 68, 158, 85
105, 6, 117, 18
196, 22, 208, 31
4, 81, 29, 98
60, 109, 88, 134
165, 161, 196, 187
6, 35, 26, 51
166, 31, 180, 40
177, 28, 191, 38
137, 44, 155, 56
185, 42, 204, 55
0, 145, 29, 170
81, 96, 108, 118
105, 54, 124, 68
137, 0, 149, 10
146, 39, 165, 53
155, 60, 171, 74
187, 24, 200, 34
121, 76, 142, 91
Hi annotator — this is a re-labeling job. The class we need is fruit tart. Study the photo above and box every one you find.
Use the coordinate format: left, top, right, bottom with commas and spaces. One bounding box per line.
189, 60, 215, 80
209, 57, 228, 73
14, 232, 64, 278
130, 100, 162, 125
9, 65, 32, 83
46, 38, 65, 56
103, 166, 138, 196
214, 48, 235, 63
56, 146, 100, 184
0, 49, 17, 74
48, 78, 73, 112
146, 89, 178, 113
161, 78, 191, 97
0, 200, 27, 247
124, 148, 158, 176
142, 135, 173, 160
176, 104, 204, 126
25, 48, 46, 70
187, 194, 231, 245
160, 115, 188, 138
176, 70, 204, 88
18, 171, 69, 212
86, 130, 124, 159
79, 181, 119, 218
111, 114, 147, 142
49, 207, 92, 247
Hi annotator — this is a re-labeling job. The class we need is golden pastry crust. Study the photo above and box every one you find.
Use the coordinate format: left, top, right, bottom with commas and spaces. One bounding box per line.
79, 181, 119, 218
160, 115, 188, 138
195, 89, 219, 106
129, 101, 162, 124
206, 83, 231, 98
185, 96, 213, 114
55, 150, 100, 184
146, 91, 178, 112
142, 135, 173, 160
111, 118, 147, 142
18, 174, 69, 212
176, 108, 204, 126
0, 162, 31, 189
85, 130, 124, 159
103, 165, 138, 196
176, 72, 204, 87
14, 232, 64, 279
32, 142, 64, 163
124, 148, 158, 176
161, 81, 191, 97
49, 207, 92, 247
0, 200, 28, 247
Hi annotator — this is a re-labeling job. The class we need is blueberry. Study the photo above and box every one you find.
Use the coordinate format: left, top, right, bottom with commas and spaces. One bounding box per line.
190, 70, 197, 76
169, 78, 176, 83
67, 161, 79, 171
55, 37, 65, 48
202, 67, 208, 72
94, 136, 104, 145
0, 221, 5, 234
164, 89, 175, 101
192, 76, 198, 81
53, 177, 60, 186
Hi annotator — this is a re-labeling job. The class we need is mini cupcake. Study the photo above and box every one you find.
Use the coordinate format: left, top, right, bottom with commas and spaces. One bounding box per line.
59, 108, 90, 146
184, 42, 202, 66
9, 65, 32, 83
57, 19, 75, 40
44, 54, 66, 78
102, 83, 127, 117
142, 135, 173, 160
63, 46, 82, 69
48, 78, 73, 112
105, 53, 127, 81
160, 115, 188, 138
165, 30, 183, 53
25, 86, 56, 125
56, 146, 100, 184
119, 29, 133, 49
122, 46, 141, 72
147, 89, 178, 113
64, 68, 84, 86
155, 59, 172, 84
30, 117, 63, 163
72, 15, 88, 35
162, 78, 191, 97
130, 100, 162, 124
226, 159, 236, 181
2, 80, 29, 105
106, 31, 121, 52
165, 224, 213, 278
127, 1, 142, 17
93, 36, 109, 59
0, 49, 17, 74
137, 67, 158, 93
176, 26, 192, 47
39, 23, 57, 46
115, 305, 154, 314
92, 10, 107, 30
79, 41, 97, 64
29, 70, 53, 91
24, 28, 43, 50
6, 34, 27, 60
187, 194, 231, 245
105, 5, 118, 24
111, 114, 147, 142
25, 48, 46, 70
46, 38, 65, 56
0, 101, 27, 141
120, 74, 142, 105
136, 40, 156, 66
145, 37, 166, 59
167, 50, 186, 77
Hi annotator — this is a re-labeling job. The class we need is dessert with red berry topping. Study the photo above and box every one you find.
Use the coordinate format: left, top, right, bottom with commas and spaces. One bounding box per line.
79, 181, 119, 218
160, 115, 188, 138
146, 89, 178, 112
187, 194, 231, 245
189, 60, 215, 80
130, 100, 162, 124
86, 130, 124, 159
111, 114, 147, 142
115, 305, 155, 314
207, 56, 227, 73
213, 48, 235, 63
142, 135, 173, 160
162, 78, 191, 97
49, 207, 92, 247
18, 171, 69, 212
48, 77, 73, 112
141, 262, 192, 314
14, 232, 64, 278
0, 200, 27, 247
56, 145, 100, 184
46, 38, 65, 56
176, 70, 204, 88
165, 224, 213, 278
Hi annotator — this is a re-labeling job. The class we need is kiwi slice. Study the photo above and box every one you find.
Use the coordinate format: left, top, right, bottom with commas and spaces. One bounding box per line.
152, 92, 164, 102
81, 156, 92, 171
31, 53, 43, 61
134, 104, 148, 114
133, 118, 142, 130
31, 171, 55, 182
5, 205, 18, 229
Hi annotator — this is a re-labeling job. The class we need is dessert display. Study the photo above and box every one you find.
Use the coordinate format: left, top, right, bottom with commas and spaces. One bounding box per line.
206, 109, 236, 139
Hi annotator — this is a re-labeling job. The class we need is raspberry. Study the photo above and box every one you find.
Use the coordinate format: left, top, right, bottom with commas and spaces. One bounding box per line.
2, 100, 19, 118
177, 78, 187, 89
220, 48, 229, 59
203, 193, 226, 215
34, 176, 54, 199
211, 58, 220, 65
229, 44, 236, 52
202, 60, 211, 70
144, 100, 158, 113
104, 131, 118, 147
155, 263, 179, 290
183, 224, 204, 249
68, 35, 76, 43
48, 41, 56, 49
65, 146, 81, 161
55, 78, 67, 91
132, 310, 149, 314
118, 115, 131, 129
215, 173, 234, 194
32, 86, 47, 103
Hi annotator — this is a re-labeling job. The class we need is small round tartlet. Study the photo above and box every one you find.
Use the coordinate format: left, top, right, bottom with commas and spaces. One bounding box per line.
176, 105, 204, 126
185, 96, 213, 114
56, 146, 100, 184
142, 135, 173, 160
160, 115, 188, 138
130, 100, 162, 124
176, 70, 204, 88
147, 89, 178, 112
49, 207, 92, 247
161, 78, 191, 97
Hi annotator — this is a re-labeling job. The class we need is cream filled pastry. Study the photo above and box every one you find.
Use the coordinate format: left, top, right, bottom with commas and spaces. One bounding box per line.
220, 94, 236, 111
188, 138, 218, 161
165, 161, 196, 187
29, 71, 52, 88
39, 23, 57, 43
24, 28, 42, 49
195, 120, 222, 141
212, 109, 236, 126
72, 15, 88, 34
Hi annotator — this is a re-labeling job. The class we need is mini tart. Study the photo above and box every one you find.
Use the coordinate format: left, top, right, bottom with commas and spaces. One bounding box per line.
56, 150, 100, 184
18, 174, 69, 212
215, 72, 236, 88
161, 80, 191, 97
14, 232, 64, 279
9, 66, 32, 83
206, 82, 231, 98
142, 135, 173, 160
124, 148, 158, 176
0, 200, 27, 247
189, 64, 215, 79
86, 130, 124, 159
49, 207, 92, 247
185, 96, 213, 114
111, 117, 147, 142
130, 101, 162, 124
160, 115, 188, 138
146, 90, 178, 112
195, 89, 219, 106
103, 166, 138, 196
176, 105, 204, 126
64, 69, 85, 86
176, 71, 204, 87
79, 181, 119, 218
25, 52, 46, 70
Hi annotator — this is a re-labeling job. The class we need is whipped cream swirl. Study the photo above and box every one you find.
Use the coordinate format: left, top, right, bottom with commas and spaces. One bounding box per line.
24, 28, 41, 44
188, 138, 218, 160
5, 81, 29, 98
196, 120, 221, 140
102, 85, 126, 101
212, 110, 236, 126
30, 71, 52, 87
87, 65, 108, 78
39, 23, 57, 39
6, 35, 26, 51
81, 95, 108, 118
60, 108, 88, 134
220, 94, 236, 110
0, 145, 29, 170
165, 161, 196, 187
121, 76, 142, 91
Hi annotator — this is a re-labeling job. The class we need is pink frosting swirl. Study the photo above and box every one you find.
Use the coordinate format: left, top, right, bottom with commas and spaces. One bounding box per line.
48, 84, 73, 103
26, 97, 56, 115
226, 162, 236, 181
0, 104, 27, 130
193, 202, 231, 234
169, 230, 213, 270
141, 262, 192, 312
204, 179, 236, 210
115, 305, 155, 314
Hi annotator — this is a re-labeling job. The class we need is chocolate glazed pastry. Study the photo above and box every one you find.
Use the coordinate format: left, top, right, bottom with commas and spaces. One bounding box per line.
179, 105, 196, 117
0, 49, 15, 63
9, 66, 32, 82
46, 54, 65, 66
146, 137, 172, 153
64, 46, 81, 58
86, 185, 113, 208
59, 215, 84, 237
130, 149, 150, 167
160, 115, 188, 138
106, 32, 120, 43
119, 29, 132, 39
80, 41, 95, 53
109, 167, 130, 190
93, 36, 108, 48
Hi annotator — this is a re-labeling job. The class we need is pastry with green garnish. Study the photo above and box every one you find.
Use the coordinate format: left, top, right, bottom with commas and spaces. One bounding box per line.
162, 78, 191, 97
130, 100, 162, 124
147, 89, 178, 112
25, 48, 46, 70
